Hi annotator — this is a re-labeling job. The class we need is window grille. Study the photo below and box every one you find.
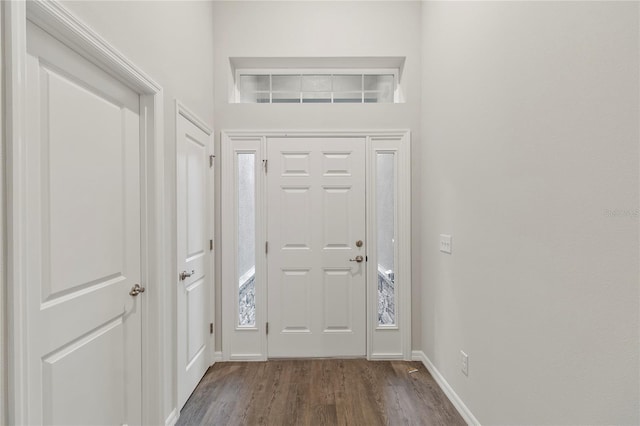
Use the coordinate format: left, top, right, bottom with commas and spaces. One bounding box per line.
236, 71, 398, 104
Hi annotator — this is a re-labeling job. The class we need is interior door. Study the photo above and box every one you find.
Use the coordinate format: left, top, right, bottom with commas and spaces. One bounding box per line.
176, 111, 213, 409
267, 137, 366, 357
24, 22, 143, 425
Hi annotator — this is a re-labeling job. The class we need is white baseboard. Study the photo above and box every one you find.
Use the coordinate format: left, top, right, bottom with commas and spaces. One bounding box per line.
165, 408, 179, 426
213, 351, 223, 362
228, 353, 265, 361
369, 352, 405, 360
412, 350, 481, 426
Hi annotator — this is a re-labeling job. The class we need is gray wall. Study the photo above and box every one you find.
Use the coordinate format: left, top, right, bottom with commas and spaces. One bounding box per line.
420, 1, 639, 423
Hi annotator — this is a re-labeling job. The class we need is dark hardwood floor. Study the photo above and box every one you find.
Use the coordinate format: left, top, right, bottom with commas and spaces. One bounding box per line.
177, 360, 465, 426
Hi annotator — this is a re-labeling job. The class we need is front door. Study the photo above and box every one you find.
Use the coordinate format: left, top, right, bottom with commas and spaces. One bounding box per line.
267, 137, 366, 357
24, 22, 143, 425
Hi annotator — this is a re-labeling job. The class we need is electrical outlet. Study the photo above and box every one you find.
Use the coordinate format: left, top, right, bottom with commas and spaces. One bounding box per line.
460, 350, 469, 376
440, 234, 452, 254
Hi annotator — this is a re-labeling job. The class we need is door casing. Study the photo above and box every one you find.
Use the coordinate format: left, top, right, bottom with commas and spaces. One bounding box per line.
4, 2, 168, 424
221, 130, 412, 361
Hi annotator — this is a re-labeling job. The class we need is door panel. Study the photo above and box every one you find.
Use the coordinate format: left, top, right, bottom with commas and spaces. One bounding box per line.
25, 22, 142, 425
267, 138, 366, 358
177, 114, 213, 409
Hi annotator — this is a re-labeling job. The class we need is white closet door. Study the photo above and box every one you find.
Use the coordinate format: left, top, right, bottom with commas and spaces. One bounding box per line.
176, 111, 213, 409
25, 22, 142, 425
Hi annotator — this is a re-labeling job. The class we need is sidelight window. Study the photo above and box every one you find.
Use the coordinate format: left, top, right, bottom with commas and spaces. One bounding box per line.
237, 153, 256, 327
376, 152, 396, 326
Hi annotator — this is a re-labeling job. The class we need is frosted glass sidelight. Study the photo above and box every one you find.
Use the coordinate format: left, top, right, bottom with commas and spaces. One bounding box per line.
377, 153, 395, 326
238, 153, 256, 327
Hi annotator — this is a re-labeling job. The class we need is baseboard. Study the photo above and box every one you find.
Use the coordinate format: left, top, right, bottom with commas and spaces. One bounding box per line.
165, 408, 179, 426
369, 352, 405, 360
213, 351, 223, 362
412, 350, 481, 426
228, 353, 265, 361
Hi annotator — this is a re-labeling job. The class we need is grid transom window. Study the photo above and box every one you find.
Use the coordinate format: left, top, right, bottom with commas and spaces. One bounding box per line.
236, 71, 397, 104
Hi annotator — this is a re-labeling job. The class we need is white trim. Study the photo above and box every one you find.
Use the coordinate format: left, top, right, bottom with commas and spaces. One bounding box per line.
222, 129, 409, 138
228, 354, 266, 362
176, 100, 212, 136
221, 130, 411, 361
213, 351, 223, 362
5, 1, 167, 424
412, 351, 481, 426
221, 133, 267, 361
369, 353, 405, 360
164, 408, 180, 426
366, 133, 412, 360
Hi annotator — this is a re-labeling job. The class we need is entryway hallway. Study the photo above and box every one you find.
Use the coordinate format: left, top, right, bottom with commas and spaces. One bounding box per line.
177, 360, 465, 425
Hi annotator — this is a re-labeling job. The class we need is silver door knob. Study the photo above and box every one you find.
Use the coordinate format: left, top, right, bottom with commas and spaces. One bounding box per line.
349, 255, 364, 263
179, 270, 195, 281
129, 283, 146, 296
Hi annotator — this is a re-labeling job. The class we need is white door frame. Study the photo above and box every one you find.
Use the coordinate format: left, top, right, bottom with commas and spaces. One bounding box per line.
3, 2, 168, 424
221, 130, 411, 361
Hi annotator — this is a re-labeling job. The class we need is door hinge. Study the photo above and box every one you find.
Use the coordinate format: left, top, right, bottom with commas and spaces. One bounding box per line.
210, 239, 213, 251
266, 322, 269, 335
210, 323, 214, 334
209, 154, 215, 168
263, 159, 268, 173
265, 241, 268, 254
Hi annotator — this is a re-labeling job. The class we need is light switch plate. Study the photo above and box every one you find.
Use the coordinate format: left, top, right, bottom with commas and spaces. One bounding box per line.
460, 350, 469, 376
440, 234, 452, 254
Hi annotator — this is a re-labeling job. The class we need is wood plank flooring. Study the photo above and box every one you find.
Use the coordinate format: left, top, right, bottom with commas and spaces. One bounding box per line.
177, 360, 465, 426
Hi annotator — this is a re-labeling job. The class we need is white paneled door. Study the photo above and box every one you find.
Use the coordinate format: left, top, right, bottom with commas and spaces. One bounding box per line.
267, 138, 367, 357
176, 110, 213, 409
24, 22, 142, 425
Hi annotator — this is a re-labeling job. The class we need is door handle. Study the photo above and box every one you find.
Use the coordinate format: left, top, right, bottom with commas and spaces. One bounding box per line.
129, 283, 146, 296
179, 270, 195, 281
349, 255, 364, 263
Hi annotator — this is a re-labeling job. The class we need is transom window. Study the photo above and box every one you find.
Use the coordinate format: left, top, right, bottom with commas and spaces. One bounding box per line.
236, 70, 398, 104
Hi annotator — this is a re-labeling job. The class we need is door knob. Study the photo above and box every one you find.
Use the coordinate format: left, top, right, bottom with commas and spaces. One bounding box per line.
349, 255, 364, 263
129, 283, 146, 296
179, 270, 195, 281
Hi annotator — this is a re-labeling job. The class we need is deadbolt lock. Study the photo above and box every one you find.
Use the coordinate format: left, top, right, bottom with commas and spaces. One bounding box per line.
356, 240, 363, 247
